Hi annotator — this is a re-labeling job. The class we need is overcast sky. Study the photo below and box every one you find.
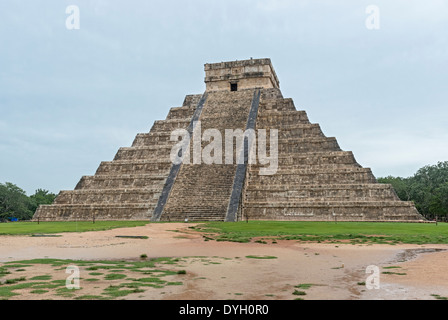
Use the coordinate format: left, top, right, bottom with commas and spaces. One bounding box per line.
1, 0, 447, 195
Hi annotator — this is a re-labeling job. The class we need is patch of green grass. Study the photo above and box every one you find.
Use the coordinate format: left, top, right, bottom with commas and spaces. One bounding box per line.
5, 277, 27, 284
115, 236, 148, 239
30, 275, 52, 281
431, 294, 448, 300
383, 266, 402, 269
0, 267, 11, 277
103, 285, 143, 298
31, 283, 61, 289
55, 287, 78, 298
3, 264, 32, 269
0, 221, 150, 235
104, 273, 127, 280
30, 289, 49, 294
166, 281, 183, 286
0, 282, 36, 299
245, 255, 277, 260
293, 290, 307, 296
132, 277, 166, 284
75, 295, 107, 300
195, 221, 448, 245
382, 271, 407, 276
295, 284, 313, 289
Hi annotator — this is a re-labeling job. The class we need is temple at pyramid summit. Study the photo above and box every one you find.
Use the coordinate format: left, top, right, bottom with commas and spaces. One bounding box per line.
34, 58, 425, 222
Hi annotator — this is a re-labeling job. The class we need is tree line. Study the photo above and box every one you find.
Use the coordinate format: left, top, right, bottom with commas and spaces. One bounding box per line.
378, 161, 448, 221
0, 182, 56, 222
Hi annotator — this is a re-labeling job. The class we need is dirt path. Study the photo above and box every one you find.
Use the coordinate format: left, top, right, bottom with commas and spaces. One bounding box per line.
1, 223, 447, 300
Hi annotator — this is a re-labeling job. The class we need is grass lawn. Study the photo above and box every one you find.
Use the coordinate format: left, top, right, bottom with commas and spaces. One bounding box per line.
193, 221, 448, 245
0, 221, 150, 235
1, 220, 447, 245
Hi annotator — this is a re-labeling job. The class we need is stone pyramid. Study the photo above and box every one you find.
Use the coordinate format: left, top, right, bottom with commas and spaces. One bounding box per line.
34, 58, 425, 222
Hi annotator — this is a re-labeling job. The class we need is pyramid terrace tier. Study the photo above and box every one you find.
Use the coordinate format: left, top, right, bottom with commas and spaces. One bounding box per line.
273, 151, 360, 166
113, 145, 177, 161
244, 183, 400, 202
144, 119, 193, 134
33, 203, 154, 221
132, 132, 181, 147
275, 123, 326, 138
275, 137, 342, 153
95, 159, 172, 176
75, 174, 167, 190
54, 188, 162, 205
259, 98, 297, 112
256, 110, 311, 126
165, 106, 197, 120
250, 163, 364, 171
248, 167, 377, 184
243, 201, 425, 222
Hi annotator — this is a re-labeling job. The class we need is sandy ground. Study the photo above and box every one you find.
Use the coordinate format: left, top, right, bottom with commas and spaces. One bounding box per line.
1, 223, 447, 300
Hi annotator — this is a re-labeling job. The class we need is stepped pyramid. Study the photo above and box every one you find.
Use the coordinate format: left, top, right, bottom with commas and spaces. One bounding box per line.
34, 58, 425, 222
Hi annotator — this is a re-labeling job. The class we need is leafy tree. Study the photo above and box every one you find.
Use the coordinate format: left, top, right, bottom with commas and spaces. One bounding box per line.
0, 183, 57, 221
0, 182, 34, 221
377, 176, 412, 201
379, 161, 448, 220
29, 189, 57, 214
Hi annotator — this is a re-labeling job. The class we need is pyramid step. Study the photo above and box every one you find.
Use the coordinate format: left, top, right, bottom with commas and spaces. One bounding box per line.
250, 163, 363, 171
243, 201, 424, 222
95, 160, 172, 175
166, 106, 197, 120
150, 119, 192, 132
75, 174, 167, 190
54, 188, 162, 205
249, 170, 376, 185
257, 110, 310, 125
249, 166, 371, 175
132, 132, 177, 147
259, 98, 296, 112
114, 146, 176, 161
34, 203, 154, 221
245, 184, 399, 202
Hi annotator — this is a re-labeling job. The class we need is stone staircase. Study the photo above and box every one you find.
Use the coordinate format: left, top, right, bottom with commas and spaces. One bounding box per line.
33, 95, 202, 221
159, 89, 257, 221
